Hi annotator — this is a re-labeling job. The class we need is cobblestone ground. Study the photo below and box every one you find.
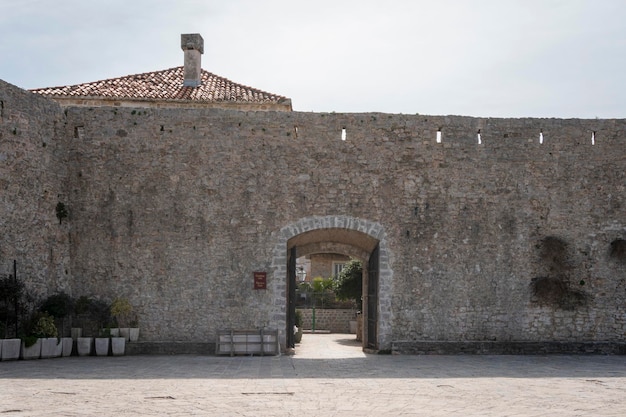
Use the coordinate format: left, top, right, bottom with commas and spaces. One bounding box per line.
1, 334, 626, 416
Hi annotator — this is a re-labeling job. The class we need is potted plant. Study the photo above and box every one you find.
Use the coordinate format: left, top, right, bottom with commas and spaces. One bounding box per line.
110, 332, 126, 356
129, 318, 140, 343
108, 299, 130, 355
20, 334, 42, 360
95, 328, 110, 356
72, 295, 93, 341
73, 296, 94, 356
91, 299, 112, 357
39, 292, 74, 356
36, 313, 62, 359
110, 298, 131, 341
111, 298, 139, 342
21, 312, 57, 360
76, 336, 93, 356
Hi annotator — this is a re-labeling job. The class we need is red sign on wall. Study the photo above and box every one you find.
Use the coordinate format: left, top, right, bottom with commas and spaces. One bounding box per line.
253, 272, 267, 290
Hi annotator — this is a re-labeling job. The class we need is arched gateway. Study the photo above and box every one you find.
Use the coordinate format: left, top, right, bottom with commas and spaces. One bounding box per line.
271, 216, 393, 351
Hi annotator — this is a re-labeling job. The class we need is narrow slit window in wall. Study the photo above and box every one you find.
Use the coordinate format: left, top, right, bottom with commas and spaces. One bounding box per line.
294, 126, 299, 139
436, 130, 442, 143
74, 126, 84, 139
477, 129, 482, 145
591, 131, 595, 145
341, 128, 346, 141
539, 131, 544, 144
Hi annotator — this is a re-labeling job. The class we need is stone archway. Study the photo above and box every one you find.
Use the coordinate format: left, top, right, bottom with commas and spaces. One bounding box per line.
271, 215, 393, 351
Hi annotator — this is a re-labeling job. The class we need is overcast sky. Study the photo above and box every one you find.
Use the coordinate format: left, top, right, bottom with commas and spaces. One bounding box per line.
1, 0, 624, 118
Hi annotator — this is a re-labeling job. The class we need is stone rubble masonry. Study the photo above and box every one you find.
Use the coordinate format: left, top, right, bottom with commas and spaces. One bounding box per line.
1, 78, 626, 352
0, 80, 71, 301
298, 308, 357, 334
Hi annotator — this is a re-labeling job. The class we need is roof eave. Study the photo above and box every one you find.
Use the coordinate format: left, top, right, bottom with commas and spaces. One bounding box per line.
39, 95, 293, 111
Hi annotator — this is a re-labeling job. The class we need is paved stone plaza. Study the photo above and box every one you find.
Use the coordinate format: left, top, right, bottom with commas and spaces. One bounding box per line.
1, 334, 626, 416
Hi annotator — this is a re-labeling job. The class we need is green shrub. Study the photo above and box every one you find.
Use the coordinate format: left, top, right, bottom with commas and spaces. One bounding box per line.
74, 296, 93, 315
40, 292, 73, 319
110, 298, 133, 328
21, 312, 58, 346
335, 259, 363, 310
34, 313, 58, 338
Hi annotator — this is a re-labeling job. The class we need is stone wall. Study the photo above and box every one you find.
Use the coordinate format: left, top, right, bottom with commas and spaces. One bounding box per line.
62, 106, 625, 349
0, 80, 71, 300
1, 78, 626, 352
298, 308, 357, 333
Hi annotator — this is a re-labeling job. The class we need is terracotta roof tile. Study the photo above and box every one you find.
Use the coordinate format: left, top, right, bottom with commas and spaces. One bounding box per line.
30, 67, 289, 105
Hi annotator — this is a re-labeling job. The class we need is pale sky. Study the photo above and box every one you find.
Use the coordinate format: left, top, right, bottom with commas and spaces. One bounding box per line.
1, 0, 624, 118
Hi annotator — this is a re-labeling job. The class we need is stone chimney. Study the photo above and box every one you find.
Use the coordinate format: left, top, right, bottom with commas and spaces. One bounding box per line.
181, 34, 204, 87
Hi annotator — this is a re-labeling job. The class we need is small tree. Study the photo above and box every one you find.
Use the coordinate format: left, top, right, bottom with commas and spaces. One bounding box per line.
335, 259, 363, 310
90, 299, 112, 335
110, 298, 133, 328
40, 292, 73, 337
311, 276, 334, 293
73, 296, 112, 336
311, 277, 335, 308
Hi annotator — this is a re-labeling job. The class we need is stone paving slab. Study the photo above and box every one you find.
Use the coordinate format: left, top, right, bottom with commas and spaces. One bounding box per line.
1, 334, 626, 416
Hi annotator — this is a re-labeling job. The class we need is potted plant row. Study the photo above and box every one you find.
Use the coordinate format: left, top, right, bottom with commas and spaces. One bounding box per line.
21, 313, 61, 359
2, 267, 137, 359
74, 296, 128, 356
1, 277, 75, 360
110, 298, 140, 343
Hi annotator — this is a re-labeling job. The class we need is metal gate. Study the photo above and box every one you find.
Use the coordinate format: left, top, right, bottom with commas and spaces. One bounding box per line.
287, 246, 297, 349
367, 244, 379, 349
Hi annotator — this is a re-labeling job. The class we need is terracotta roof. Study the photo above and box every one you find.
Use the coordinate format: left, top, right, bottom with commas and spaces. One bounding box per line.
30, 66, 290, 105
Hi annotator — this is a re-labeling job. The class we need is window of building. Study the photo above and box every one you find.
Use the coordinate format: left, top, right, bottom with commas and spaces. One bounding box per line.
333, 262, 346, 278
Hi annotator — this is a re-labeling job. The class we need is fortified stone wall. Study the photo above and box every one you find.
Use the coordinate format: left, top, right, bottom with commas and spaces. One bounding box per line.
63, 105, 626, 347
1, 79, 625, 351
0, 80, 71, 301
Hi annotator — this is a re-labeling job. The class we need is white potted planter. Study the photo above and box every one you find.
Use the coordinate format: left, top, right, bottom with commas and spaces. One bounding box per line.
95, 337, 110, 356
76, 337, 93, 356
119, 328, 130, 341
21, 338, 42, 360
41, 337, 62, 359
129, 328, 140, 342
109, 328, 120, 337
2, 339, 21, 361
349, 320, 357, 334
71, 327, 82, 340
62, 337, 73, 357
111, 337, 126, 356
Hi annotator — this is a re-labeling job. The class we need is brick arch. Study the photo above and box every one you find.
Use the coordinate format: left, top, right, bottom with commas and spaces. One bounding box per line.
271, 215, 393, 351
